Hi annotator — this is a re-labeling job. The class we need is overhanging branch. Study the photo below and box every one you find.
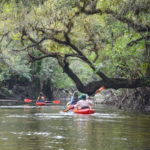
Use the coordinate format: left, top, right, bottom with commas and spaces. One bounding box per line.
80, 6, 150, 33
52, 37, 108, 80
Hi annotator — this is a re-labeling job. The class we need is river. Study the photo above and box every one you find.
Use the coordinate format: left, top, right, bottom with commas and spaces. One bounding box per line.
0, 102, 150, 150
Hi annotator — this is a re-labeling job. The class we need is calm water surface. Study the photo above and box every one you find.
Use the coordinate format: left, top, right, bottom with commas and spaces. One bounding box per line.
0, 102, 150, 150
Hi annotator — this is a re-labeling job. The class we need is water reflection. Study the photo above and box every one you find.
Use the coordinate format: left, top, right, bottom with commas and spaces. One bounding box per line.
0, 103, 150, 150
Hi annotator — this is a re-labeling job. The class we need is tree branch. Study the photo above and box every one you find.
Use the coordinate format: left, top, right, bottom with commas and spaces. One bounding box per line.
57, 57, 85, 91
80, 6, 150, 33
28, 14, 108, 80
28, 52, 58, 62
0, 32, 9, 43
127, 35, 150, 47
28, 52, 82, 63
78, 77, 150, 96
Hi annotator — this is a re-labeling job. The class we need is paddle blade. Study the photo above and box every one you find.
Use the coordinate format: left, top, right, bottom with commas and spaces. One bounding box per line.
63, 109, 69, 112
24, 99, 32, 103
95, 86, 105, 94
53, 100, 60, 104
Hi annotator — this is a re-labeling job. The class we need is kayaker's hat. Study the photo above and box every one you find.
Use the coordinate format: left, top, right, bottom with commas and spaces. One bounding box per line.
79, 94, 86, 100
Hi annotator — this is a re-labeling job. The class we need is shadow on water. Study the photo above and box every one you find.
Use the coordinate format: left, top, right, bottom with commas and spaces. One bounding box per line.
0, 100, 150, 150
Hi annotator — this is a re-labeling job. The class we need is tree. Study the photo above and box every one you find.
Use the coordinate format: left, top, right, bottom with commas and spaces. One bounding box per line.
1, 0, 150, 95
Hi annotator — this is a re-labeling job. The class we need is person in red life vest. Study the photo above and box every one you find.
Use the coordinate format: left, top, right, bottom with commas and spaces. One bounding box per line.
74, 94, 92, 109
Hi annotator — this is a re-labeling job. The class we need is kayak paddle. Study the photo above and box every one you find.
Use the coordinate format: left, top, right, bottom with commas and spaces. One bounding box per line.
24, 99, 32, 103
53, 100, 60, 104
63, 105, 74, 112
95, 86, 105, 94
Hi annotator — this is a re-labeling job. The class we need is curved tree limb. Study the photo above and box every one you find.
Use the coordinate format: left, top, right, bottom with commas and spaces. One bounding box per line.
52, 37, 108, 80
78, 4, 150, 33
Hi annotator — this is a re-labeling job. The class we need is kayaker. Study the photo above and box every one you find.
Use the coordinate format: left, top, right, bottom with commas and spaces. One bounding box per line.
70, 91, 79, 105
63, 91, 78, 112
74, 94, 92, 109
36, 92, 45, 103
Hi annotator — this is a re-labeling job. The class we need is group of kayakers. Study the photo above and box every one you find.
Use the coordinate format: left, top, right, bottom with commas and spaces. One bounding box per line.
27, 86, 106, 114
68, 86, 105, 110
36, 91, 93, 111
28, 86, 104, 107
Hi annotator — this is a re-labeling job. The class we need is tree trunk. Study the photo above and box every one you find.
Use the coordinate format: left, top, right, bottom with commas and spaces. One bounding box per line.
145, 41, 150, 77
42, 78, 53, 100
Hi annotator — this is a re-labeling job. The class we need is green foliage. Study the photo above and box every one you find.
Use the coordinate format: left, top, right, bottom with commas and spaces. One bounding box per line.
0, 0, 150, 91
38, 58, 76, 90
0, 67, 11, 82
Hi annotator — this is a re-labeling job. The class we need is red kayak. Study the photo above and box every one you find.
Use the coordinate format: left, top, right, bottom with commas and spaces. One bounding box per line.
67, 105, 74, 110
36, 102, 46, 106
73, 108, 95, 114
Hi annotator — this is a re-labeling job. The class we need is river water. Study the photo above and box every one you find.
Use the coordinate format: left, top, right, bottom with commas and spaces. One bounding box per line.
0, 102, 150, 150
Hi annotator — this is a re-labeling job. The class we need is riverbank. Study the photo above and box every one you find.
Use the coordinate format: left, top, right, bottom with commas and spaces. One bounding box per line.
1, 81, 150, 112
95, 88, 150, 112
